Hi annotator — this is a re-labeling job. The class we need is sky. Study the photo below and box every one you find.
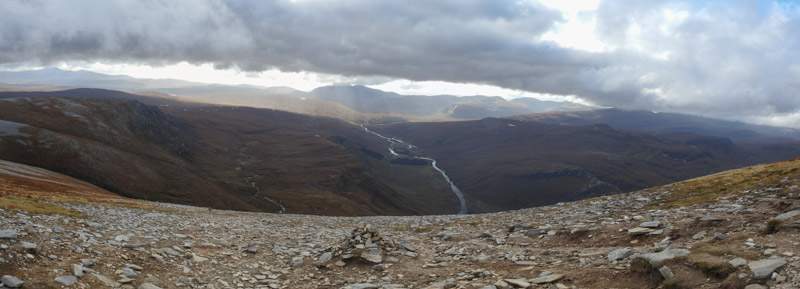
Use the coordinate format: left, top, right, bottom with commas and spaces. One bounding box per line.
1, 0, 799, 126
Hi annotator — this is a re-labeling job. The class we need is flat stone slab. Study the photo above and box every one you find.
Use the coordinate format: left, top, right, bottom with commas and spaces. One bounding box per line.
749, 257, 786, 279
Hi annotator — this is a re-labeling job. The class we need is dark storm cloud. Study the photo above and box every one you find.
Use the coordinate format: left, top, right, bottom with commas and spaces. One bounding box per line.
2, 0, 800, 125
0, 0, 608, 94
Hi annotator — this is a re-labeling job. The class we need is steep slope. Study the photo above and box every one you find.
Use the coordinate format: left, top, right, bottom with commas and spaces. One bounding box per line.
1, 158, 798, 289
0, 89, 457, 216
0, 159, 129, 217
373, 118, 800, 212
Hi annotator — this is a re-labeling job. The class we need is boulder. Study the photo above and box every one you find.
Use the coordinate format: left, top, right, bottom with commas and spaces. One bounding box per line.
342, 284, 379, 289
138, 283, 164, 289
55, 275, 78, 286
639, 221, 662, 228
608, 248, 633, 262
530, 273, 564, 284
504, 278, 530, 288
748, 257, 786, 279
0, 229, 17, 239
773, 209, 800, 222
631, 248, 689, 274
1, 275, 24, 288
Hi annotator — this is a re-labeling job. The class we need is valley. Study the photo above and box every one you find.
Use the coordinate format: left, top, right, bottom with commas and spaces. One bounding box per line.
1, 86, 800, 216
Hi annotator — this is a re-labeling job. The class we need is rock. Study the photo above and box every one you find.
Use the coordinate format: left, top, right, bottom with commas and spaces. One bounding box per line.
627, 227, 654, 236
658, 266, 674, 280
773, 209, 800, 221
639, 221, 662, 228
191, 253, 208, 263
525, 229, 546, 237
1, 275, 24, 288
114, 234, 130, 242
504, 279, 530, 288
80, 259, 96, 267
631, 248, 690, 273
55, 275, 78, 286
20, 241, 37, 254
360, 248, 383, 264
342, 284, 379, 289
121, 267, 139, 278
138, 283, 163, 289
608, 248, 633, 262
729, 257, 748, 268
692, 231, 706, 240
316, 251, 333, 265
422, 280, 456, 289
748, 257, 787, 279
0, 229, 17, 239
92, 273, 121, 288
480, 286, 498, 289
244, 243, 258, 254
291, 256, 305, 267
155, 247, 180, 257
530, 273, 564, 284
72, 264, 87, 277
744, 285, 767, 289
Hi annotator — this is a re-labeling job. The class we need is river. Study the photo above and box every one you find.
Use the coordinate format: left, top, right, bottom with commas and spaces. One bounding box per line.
361, 125, 468, 215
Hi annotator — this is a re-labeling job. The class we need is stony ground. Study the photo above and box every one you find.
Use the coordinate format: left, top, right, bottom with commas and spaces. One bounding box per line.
2, 161, 800, 289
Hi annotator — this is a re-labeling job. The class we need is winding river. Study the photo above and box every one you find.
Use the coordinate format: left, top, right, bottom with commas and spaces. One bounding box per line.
362, 125, 468, 215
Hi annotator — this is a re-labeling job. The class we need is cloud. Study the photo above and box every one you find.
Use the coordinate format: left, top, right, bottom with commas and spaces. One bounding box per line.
1, 0, 800, 126
590, 1, 800, 124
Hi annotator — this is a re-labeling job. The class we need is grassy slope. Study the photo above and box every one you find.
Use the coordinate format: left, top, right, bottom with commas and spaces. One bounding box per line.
657, 158, 800, 207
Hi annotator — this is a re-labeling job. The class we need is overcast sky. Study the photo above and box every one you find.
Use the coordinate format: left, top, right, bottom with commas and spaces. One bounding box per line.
1, 0, 799, 126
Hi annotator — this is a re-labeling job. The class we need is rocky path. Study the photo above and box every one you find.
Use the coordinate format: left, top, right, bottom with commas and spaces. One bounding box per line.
2, 167, 800, 289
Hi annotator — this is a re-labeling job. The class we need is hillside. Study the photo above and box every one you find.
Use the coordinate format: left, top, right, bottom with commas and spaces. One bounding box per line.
0, 89, 458, 216
517, 109, 800, 143
373, 118, 800, 212
0, 158, 798, 289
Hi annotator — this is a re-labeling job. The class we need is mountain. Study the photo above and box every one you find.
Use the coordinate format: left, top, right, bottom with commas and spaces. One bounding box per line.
156, 85, 369, 122
1, 69, 590, 122
0, 67, 197, 90
2, 157, 798, 288
517, 108, 800, 143
0, 88, 459, 215
372, 117, 800, 212
312, 84, 590, 121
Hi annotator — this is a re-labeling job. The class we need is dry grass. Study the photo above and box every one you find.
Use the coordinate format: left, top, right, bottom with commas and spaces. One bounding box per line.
657, 159, 800, 208
691, 241, 761, 260
0, 168, 159, 216
0, 195, 81, 217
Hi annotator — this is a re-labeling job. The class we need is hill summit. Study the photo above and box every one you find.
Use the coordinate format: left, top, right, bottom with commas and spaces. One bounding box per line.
1, 159, 798, 288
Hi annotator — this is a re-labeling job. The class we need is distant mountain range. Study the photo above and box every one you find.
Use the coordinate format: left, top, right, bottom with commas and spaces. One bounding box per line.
0, 68, 591, 122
